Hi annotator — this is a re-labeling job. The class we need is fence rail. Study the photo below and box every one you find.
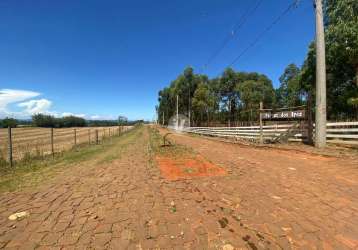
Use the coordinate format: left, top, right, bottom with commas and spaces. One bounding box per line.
0, 126, 133, 164
185, 121, 358, 146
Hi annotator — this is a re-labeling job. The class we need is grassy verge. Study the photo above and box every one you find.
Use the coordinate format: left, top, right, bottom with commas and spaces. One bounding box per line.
0, 125, 141, 193
98, 125, 143, 164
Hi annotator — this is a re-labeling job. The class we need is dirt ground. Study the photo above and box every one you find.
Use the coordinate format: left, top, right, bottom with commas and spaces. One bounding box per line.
0, 125, 357, 249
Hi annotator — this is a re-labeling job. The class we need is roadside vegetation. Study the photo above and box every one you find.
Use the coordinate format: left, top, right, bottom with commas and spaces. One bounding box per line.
148, 126, 196, 160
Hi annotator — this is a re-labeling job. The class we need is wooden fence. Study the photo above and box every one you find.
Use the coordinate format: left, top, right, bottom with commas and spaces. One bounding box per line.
0, 126, 133, 165
185, 121, 358, 146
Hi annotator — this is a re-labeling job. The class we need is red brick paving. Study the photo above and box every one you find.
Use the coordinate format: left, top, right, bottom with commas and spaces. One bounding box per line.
156, 155, 226, 181
160, 129, 358, 250
0, 126, 357, 249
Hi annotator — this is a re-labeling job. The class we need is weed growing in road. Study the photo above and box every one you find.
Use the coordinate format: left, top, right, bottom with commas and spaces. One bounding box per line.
148, 127, 195, 159
148, 126, 226, 180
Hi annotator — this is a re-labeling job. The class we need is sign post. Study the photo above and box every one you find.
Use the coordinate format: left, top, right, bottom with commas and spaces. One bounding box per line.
261, 110, 306, 120
307, 94, 314, 145
8, 127, 13, 167
259, 102, 263, 144
261, 106, 307, 143
51, 128, 54, 158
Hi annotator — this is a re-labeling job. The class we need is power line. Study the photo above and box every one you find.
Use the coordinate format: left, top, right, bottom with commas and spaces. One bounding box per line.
201, 0, 264, 73
228, 0, 300, 67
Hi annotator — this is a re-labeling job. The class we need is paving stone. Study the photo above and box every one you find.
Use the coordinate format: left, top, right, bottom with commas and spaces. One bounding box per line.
0, 127, 356, 250
58, 230, 81, 246
94, 223, 112, 234
76, 231, 92, 246
92, 233, 112, 248
40, 232, 62, 246
108, 238, 130, 249
53, 222, 70, 232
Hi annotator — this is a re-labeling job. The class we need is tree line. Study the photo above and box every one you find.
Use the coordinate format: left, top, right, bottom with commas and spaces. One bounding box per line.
0, 118, 21, 128
157, 0, 357, 126
0, 114, 134, 128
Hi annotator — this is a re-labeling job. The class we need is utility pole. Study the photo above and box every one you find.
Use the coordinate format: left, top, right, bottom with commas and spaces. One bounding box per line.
228, 98, 231, 127
188, 82, 191, 127
176, 95, 179, 130
314, 0, 327, 148
259, 102, 263, 144
188, 98, 191, 127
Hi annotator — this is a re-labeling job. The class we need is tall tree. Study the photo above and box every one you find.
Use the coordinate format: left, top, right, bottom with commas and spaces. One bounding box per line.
173, 67, 199, 118
276, 64, 302, 107
326, 0, 358, 85
237, 75, 275, 110
218, 68, 240, 124
0, 118, 18, 128
192, 82, 217, 126
158, 87, 174, 125
300, 0, 358, 119
325, 0, 358, 118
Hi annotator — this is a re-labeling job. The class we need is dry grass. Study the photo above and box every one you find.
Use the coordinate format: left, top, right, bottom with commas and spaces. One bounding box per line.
0, 126, 131, 162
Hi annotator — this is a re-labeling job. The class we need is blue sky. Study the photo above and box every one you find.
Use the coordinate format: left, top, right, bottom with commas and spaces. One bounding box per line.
0, 0, 315, 121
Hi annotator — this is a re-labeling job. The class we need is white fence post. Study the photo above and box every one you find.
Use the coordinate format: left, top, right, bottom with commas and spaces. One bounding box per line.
186, 121, 358, 146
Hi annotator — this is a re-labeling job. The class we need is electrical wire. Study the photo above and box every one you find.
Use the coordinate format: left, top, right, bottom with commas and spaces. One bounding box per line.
200, 0, 264, 72
228, 0, 300, 67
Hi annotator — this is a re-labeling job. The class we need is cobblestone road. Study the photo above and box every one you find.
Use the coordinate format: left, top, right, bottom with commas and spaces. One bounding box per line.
0, 126, 357, 249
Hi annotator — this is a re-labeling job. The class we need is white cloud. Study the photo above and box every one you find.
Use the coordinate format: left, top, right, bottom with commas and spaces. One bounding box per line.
90, 115, 101, 120
62, 112, 86, 118
89, 115, 116, 120
18, 99, 52, 115
0, 89, 40, 112
0, 88, 116, 120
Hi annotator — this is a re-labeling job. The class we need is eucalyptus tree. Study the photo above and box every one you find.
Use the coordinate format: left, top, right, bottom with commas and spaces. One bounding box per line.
192, 82, 218, 126
299, 0, 358, 119
236, 74, 275, 110
218, 68, 240, 124
276, 64, 302, 108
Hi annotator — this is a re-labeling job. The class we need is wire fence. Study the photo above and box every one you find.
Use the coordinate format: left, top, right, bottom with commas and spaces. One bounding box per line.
0, 126, 133, 166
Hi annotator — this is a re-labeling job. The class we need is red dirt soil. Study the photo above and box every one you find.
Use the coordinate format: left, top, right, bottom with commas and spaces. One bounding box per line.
156, 154, 226, 180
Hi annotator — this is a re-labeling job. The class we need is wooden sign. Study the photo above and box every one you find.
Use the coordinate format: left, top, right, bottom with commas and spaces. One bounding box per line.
262, 110, 305, 120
